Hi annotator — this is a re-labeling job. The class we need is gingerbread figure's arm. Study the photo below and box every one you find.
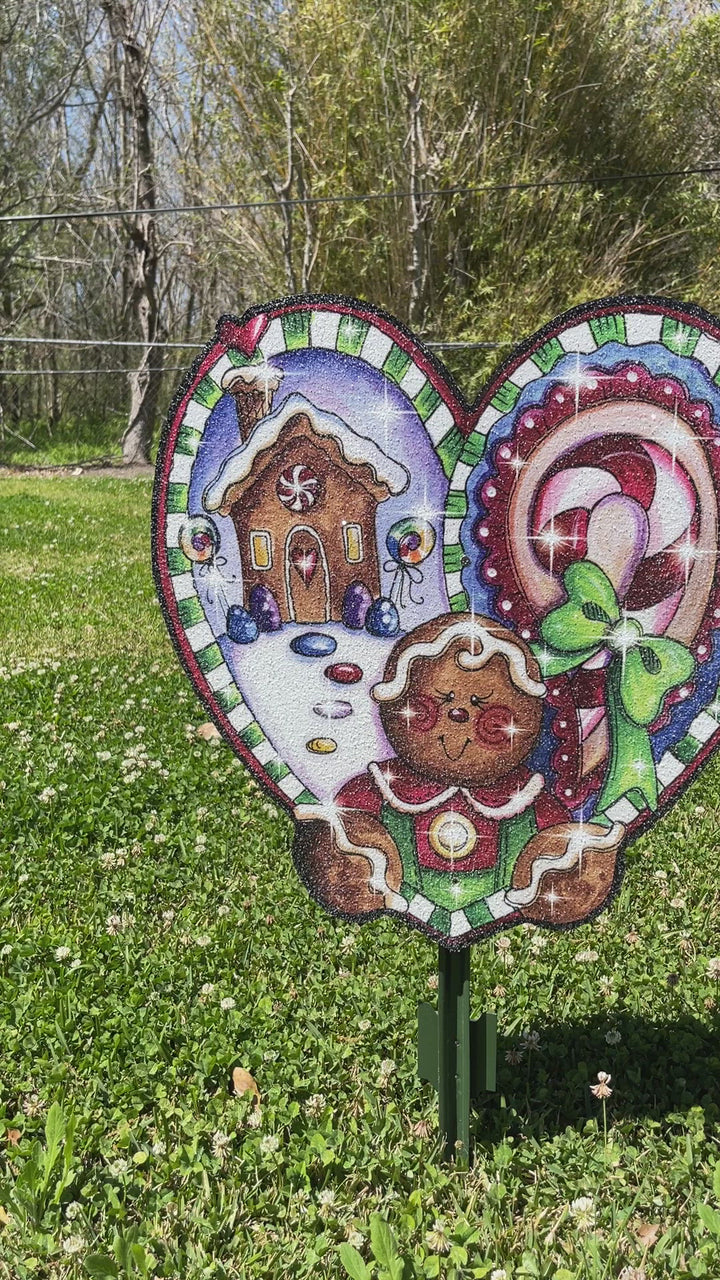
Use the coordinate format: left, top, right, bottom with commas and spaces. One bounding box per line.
293, 808, 404, 916
505, 820, 625, 925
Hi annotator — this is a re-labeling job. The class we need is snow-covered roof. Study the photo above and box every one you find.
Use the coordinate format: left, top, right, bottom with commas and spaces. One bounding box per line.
203, 392, 410, 512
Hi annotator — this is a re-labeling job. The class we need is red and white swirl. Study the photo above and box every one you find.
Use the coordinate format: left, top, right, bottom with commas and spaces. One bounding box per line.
474, 362, 720, 806
276, 464, 320, 512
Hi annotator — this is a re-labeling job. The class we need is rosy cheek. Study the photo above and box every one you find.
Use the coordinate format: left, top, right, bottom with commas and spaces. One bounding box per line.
473, 704, 514, 747
406, 695, 440, 733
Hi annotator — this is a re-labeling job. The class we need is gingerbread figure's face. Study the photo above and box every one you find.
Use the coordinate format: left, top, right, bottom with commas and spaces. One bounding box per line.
373, 613, 546, 787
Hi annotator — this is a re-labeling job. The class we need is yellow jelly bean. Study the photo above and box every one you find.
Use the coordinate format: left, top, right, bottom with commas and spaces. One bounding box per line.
306, 737, 337, 754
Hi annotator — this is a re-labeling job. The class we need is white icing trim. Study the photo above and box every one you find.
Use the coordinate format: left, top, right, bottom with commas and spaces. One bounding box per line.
367, 762, 545, 820
294, 803, 390, 899
504, 821, 624, 908
204, 391, 409, 511
371, 619, 546, 703
368, 762, 459, 813
461, 772, 545, 820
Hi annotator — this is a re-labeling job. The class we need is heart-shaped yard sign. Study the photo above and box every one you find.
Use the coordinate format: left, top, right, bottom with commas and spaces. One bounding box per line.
153, 294, 720, 949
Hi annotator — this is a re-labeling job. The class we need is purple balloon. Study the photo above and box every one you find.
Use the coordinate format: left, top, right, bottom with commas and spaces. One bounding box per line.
249, 585, 282, 632
342, 581, 373, 630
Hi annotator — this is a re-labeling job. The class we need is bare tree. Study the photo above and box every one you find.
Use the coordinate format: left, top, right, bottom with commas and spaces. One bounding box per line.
102, 0, 166, 464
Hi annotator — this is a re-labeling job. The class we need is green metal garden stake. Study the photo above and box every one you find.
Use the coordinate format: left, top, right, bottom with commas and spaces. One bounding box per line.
418, 945, 497, 1163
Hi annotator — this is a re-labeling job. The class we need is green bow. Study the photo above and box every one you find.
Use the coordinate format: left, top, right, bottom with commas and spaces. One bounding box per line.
532, 561, 695, 816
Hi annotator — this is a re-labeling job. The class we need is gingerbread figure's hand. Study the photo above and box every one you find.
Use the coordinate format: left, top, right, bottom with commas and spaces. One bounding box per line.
505, 820, 625, 926
293, 811, 403, 916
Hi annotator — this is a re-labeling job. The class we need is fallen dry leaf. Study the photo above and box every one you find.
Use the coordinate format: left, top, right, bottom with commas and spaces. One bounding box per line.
197, 722, 221, 741
0, 1206, 9, 1225
232, 1066, 260, 1105
5, 1130, 21, 1146
635, 1221, 661, 1249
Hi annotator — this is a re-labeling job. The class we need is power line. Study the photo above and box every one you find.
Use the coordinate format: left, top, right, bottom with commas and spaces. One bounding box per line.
0, 366, 187, 375
0, 336, 201, 348
1, 163, 719, 226
0, 336, 510, 352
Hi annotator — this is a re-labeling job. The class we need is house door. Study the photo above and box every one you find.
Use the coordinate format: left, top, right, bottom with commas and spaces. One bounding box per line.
284, 526, 330, 623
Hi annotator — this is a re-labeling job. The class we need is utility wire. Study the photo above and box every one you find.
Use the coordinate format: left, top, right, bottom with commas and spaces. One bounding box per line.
1, 163, 719, 226
0, 337, 510, 353
0, 366, 188, 375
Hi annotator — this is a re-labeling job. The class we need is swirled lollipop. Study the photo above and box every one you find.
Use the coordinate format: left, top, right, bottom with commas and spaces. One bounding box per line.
385, 517, 436, 608
179, 517, 220, 564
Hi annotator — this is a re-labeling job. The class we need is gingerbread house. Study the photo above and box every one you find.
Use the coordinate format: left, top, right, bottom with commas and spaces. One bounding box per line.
203, 389, 409, 624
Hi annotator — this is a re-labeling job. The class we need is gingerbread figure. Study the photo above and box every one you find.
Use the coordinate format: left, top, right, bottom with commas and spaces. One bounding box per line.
294, 613, 625, 937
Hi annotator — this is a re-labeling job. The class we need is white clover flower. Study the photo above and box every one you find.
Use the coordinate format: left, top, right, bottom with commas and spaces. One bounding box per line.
425, 1220, 450, 1253
570, 1196, 595, 1227
575, 949, 599, 963
358, 1019, 371, 1032
211, 1130, 232, 1161
346, 1230, 365, 1248
106, 914, 122, 936
490, 1271, 508, 1280
200, 982, 215, 996
318, 1189, 336, 1206
65, 1201, 82, 1221
220, 997, 236, 1011
39, 787, 57, 803
217, 904, 230, 917
495, 935, 511, 951
340, 934, 356, 953
161, 909, 175, 925
307, 1093, 326, 1116
1, 944, 12, 957
605, 1028, 622, 1045
707, 957, 720, 979
589, 1071, 613, 1099
247, 1107, 263, 1129
55, 946, 71, 961
195, 935, 211, 947
379, 1058, 396, 1079
259, 1134, 279, 1155
62, 1234, 85, 1255
18, 873, 29, 884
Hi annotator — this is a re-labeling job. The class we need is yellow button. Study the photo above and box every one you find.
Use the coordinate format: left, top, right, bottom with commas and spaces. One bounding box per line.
427, 811, 477, 860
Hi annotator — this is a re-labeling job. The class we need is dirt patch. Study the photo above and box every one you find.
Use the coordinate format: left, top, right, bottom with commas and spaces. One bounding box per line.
0, 461, 155, 480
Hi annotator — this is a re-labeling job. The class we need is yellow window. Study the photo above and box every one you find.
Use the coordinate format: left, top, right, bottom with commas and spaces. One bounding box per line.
343, 523, 364, 563
250, 530, 273, 570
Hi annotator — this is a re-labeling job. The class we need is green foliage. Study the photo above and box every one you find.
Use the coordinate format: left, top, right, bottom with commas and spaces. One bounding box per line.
2, 475, 720, 1279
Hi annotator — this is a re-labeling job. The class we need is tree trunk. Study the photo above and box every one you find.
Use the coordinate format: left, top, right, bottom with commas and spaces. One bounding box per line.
103, 0, 164, 465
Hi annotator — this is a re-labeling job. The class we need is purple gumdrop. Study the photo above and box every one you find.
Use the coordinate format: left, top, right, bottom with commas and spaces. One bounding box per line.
342, 581, 373, 630
249, 584, 282, 632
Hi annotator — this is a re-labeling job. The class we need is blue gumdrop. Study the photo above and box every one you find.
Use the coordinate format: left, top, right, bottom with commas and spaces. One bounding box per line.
365, 597, 400, 637
290, 631, 338, 658
249, 585, 282, 632
342, 580, 373, 630
226, 605, 259, 644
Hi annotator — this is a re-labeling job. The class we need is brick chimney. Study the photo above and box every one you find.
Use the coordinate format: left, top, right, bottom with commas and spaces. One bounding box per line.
221, 363, 284, 443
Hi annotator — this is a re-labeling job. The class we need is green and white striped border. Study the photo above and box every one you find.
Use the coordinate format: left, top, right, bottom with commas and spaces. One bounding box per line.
443, 309, 720, 616
256, 308, 461, 470
441, 306, 720, 825
165, 343, 320, 809
163, 305, 464, 825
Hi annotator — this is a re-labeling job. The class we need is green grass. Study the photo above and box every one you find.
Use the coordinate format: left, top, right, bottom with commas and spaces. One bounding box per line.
1, 477, 720, 1280
0, 418, 128, 470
